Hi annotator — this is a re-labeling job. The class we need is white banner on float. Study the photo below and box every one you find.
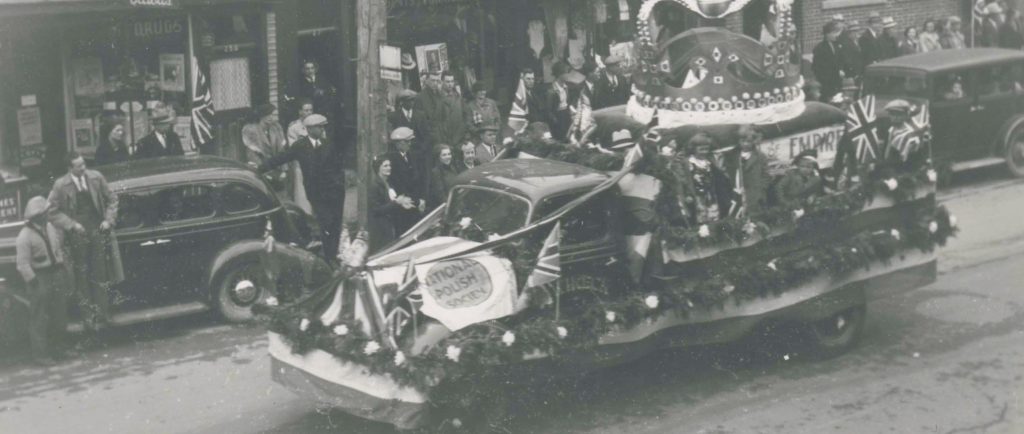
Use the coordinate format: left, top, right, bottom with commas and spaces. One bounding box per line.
415, 256, 518, 332
757, 123, 845, 171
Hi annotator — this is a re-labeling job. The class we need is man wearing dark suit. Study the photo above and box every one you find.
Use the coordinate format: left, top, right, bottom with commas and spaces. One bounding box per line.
593, 55, 631, 109
134, 107, 184, 159
389, 89, 432, 180
839, 21, 865, 80
296, 60, 338, 118
813, 21, 846, 103
859, 16, 885, 68
386, 127, 424, 235
544, 62, 574, 142
47, 152, 124, 333
259, 114, 346, 260
519, 69, 546, 124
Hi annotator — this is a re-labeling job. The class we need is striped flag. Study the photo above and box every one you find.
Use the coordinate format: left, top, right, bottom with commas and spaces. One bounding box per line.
191, 56, 215, 152
845, 95, 881, 163
570, 79, 594, 142
508, 75, 529, 133
526, 222, 561, 288
888, 104, 930, 161
384, 258, 420, 339
973, 0, 985, 45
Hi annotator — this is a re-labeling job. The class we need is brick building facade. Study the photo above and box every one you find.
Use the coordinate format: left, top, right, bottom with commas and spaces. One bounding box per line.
798, 0, 970, 50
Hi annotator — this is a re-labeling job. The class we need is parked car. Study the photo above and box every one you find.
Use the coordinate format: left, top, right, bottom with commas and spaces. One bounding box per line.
0, 156, 331, 342
863, 48, 1024, 176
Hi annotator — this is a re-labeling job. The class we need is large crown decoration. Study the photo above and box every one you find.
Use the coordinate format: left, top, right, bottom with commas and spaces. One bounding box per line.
628, 0, 803, 127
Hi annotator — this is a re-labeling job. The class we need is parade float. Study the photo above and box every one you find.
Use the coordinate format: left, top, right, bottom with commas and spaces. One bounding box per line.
259, 1, 957, 431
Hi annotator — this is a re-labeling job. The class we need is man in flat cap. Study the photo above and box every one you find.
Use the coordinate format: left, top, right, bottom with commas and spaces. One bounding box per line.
387, 126, 425, 234
18, 196, 71, 365
593, 55, 631, 110
260, 114, 346, 260
389, 88, 431, 179
776, 150, 824, 208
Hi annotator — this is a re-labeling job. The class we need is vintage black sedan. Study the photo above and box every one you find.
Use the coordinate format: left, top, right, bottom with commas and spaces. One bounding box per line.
0, 156, 331, 339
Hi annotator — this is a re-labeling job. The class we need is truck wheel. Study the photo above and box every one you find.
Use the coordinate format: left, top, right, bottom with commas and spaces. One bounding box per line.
805, 305, 866, 359
212, 259, 266, 323
1005, 121, 1024, 177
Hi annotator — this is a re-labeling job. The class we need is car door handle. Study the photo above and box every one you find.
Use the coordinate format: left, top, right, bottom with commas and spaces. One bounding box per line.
140, 239, 172, 247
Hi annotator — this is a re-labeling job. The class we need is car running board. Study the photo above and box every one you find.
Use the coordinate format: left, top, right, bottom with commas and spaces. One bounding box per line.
66, 301, 209, 333
951, 157, 1004, 172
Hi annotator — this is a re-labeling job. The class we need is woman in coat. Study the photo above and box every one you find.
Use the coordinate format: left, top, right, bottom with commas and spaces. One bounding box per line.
428, 144, 460, 209
899, 27, 921, 55
368, 155, 416, 253
242, 103, 288, 195
919, 19, 943, 52
94, 123, 130, 166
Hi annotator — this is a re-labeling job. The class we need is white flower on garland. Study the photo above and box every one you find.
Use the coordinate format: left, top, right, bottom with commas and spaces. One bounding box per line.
451, 418, 463, 429
851, 175, 861, 184
926, 169, 938, 183
363, 341, 381, 356
793, 208, 805, 219
487, 233, 502, 241
884, 178, 899, 191
556, 326, 568, 339
723, 284, 735, 294
890, 229, 901, 241
502, 331, 516, 347
929, 221, 939, 234
459, 217, 473, 229
645, 295, 660, 309
333, 324, 349, 336
264, 296, 279, 307
698, 224, 711, 238
851, 247, 858, 253
446, 345, 462, 362
766, 260, 778, 271
393, 351, 406, 366
299, 318, 310, 332
605, 311, 617, 322
949, 215, 958, 228
742, 221, 758, 236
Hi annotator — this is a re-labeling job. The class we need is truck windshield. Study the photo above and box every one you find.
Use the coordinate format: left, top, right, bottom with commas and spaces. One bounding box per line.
445, 186, 530, 236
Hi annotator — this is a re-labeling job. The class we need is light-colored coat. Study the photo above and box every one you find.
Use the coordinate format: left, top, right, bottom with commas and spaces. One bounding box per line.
47, 170, 124, 284
15, 222, 65, 283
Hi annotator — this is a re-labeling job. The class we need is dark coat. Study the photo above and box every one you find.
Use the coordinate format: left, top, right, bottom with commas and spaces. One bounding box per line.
859, 30, 883, 67
838, 35, 863, 78
775, 168, 824, 208
94, 140, 129, 166
592, 72, 631, 109
386, 150, 421, 200
367, 176, 402, 254
812, 40, 845, 101
135, 130, 184, 159
295, 75, 338, 116
453, 158, 481, 174
543, 83, 573, 141
523, 87, 547, 124
428, 163, 460, 209
47, 170, 124, 285
999, 21, 1024, 49
259, 135, 345, 206
879, 33, 900, 61
723, 148, 771, 216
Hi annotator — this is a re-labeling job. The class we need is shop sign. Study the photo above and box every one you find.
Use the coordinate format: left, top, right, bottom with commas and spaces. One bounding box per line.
127, 0, 179, 8
131, 18, 185, 40
0, 191, 20, 224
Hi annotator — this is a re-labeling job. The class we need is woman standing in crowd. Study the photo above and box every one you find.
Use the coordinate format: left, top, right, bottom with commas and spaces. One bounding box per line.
242, 103, 288, 196
428, 144, 459, 209
94, 123, 130, 166
900, 26, 921, 55
368, 155, 415, 253
1000, 7, 1024, 49
919, 19, 943, 52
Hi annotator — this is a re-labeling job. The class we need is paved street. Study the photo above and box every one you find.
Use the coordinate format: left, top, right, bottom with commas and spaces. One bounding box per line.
2, 172, 1024, 434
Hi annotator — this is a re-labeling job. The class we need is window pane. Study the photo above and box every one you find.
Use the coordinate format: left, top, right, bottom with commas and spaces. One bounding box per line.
445, 187, 529, 236
116, 191, 151, 229
158, 184, 217, 223
222, 183, 261, 215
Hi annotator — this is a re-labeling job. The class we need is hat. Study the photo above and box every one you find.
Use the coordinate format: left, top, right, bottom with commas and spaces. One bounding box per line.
255, 103, 276, 118
372, 154, 390, 173
884, 99, 911, 113
397, 89, 418, 101
792, 149, 819, 166
804, 79, 822, 90
842, 78, 858, 91
390, 126, 415, 141
985, 3, 1003, 15
471, 81, 488, 94
882, 16, 897, 28
846, 20, 863, 31
604, 54, 624, 66
831, 14, 845, 22
151, 106, 176, 124
302, 114, 328, 127
401, 53, 417, 70
868, 16, 883, 25
24, 196, 49, 220
611, 129, 635, 149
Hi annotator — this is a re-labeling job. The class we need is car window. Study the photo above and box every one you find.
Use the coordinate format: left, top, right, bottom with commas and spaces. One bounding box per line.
116, 191, 151, 229
222, 183, 262, 215
157, 184, 218, 223
445, 187, 530, 237
990, 64, 1023, 94
536, 192, 610, 244
863, 74, 928, 98
932, 73, 970, 102
975, 67, 1003, 96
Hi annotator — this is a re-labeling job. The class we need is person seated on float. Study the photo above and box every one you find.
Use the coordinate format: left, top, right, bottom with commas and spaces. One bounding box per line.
775, 149, 825, 209
879, 99, 931, 172
723, 125, 771, 218
675, 132, 734, 225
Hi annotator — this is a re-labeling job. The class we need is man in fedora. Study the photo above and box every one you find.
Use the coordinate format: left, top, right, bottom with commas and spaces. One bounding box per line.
839, 20, 865, 80
880, 17, 900, 60
472, 122, 503, 163
134, 106, 184, 159
260, 114, 347, 260
17, 196, 71, 365
594, 54, 631, 110
859, 16, 885, 67
47, 152, 124, 335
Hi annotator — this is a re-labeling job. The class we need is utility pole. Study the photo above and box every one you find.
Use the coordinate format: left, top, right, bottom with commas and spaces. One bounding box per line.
355, 0, 387, 231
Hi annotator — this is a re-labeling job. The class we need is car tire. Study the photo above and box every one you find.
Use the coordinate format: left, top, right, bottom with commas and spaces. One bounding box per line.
212, 257, 267, 323
1005, 121, 1024, 177
804, 304, 866, 360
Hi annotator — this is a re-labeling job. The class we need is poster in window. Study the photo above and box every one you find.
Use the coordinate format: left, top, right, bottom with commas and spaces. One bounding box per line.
415, 43, 449, 73
16, 107, 44, 167
159, 53, 186, 92
210, 57, 251, 111
72, 118, 95, 149
72, 57, 105, 97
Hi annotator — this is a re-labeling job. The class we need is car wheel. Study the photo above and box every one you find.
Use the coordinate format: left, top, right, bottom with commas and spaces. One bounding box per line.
1005, 121, 1024, 177
213, 259, 266, 323
804, 305, 866, 359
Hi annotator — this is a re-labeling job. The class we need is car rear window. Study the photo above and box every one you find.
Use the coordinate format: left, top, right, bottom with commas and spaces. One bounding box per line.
157, 184, 217, 223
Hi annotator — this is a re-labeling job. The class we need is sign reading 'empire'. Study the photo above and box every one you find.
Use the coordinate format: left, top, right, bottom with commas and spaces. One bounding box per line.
128, 0, 178, 8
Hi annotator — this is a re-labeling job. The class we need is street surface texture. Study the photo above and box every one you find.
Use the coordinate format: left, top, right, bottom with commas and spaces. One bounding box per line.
2, 170, 1024, 434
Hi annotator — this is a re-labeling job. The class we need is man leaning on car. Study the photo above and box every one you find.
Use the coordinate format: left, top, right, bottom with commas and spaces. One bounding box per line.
47, 152, 125, 336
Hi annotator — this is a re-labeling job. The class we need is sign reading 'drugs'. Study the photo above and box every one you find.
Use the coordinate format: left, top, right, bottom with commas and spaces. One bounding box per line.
416, 256, 518, 331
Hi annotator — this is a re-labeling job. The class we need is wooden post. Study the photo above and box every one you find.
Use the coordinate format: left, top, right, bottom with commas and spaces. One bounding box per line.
355, 0, 387, 231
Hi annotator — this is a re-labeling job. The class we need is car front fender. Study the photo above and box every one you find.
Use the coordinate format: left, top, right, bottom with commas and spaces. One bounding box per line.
206, 240, 332, 296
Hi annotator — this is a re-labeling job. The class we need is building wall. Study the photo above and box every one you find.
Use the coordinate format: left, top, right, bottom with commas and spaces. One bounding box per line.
800, 0, 967, 49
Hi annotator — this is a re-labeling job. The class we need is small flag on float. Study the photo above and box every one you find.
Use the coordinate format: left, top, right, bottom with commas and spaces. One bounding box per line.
845, 94, 881, 163
622, 142, 644, 169
508, 74, 530, 133
526, 222, 562, 288
888, 104, 930, 161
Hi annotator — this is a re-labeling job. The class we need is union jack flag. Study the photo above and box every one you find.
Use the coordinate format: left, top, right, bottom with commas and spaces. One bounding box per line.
887, 104, 930, 162
570, 79, 594, 142
845, 95, 881, 163
508, 74, 529, 133
191, 56, 215, 151
525, 222, 561, 288
385, 258, 420, 338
